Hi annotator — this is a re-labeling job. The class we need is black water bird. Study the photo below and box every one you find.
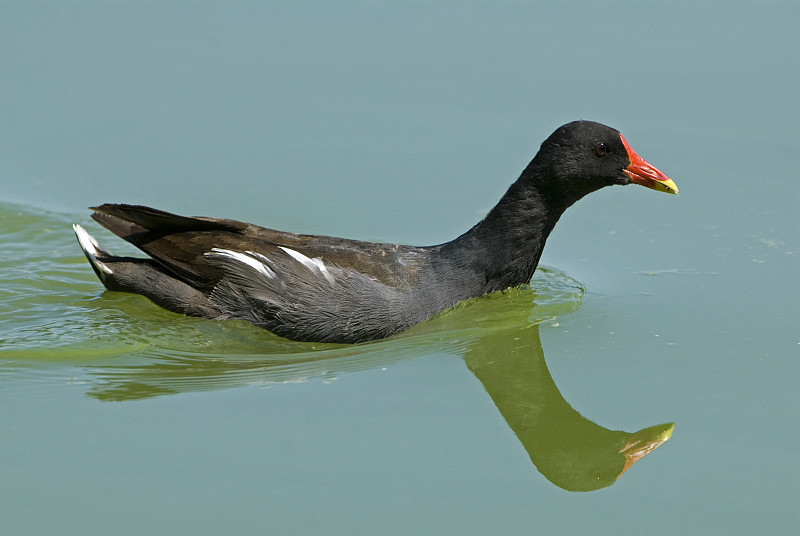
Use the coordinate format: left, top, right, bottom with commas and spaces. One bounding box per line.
74, 120, 677, 343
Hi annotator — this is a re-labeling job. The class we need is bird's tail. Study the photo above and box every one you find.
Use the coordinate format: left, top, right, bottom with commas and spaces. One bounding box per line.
73, 223, 116, 287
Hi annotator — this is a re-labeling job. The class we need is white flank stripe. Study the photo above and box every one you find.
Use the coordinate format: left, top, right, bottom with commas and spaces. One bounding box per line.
73, 224, 113, 274
278, 246, 335, 285
208, 248, 276, 279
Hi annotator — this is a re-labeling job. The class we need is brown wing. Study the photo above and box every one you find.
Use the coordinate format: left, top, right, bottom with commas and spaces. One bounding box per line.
90, 204, 427, 291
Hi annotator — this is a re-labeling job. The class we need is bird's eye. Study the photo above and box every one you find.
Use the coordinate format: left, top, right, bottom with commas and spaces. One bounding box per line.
595, 143, 609, 157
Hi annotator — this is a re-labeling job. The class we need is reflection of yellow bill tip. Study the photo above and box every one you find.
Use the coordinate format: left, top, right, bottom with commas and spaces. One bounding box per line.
659, 423, 676, 441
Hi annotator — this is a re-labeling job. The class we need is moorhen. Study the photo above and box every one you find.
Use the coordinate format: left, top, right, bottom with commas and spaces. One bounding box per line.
73, 120, 677, 343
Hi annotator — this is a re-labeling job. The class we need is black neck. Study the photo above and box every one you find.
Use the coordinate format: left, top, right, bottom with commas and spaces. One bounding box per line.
436, 161, 571, 295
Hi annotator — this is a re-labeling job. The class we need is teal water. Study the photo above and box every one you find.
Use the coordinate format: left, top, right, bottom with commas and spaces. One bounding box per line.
1, 1, 798, 534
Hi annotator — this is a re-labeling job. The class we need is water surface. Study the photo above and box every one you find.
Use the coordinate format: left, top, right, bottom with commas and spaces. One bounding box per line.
1, 1, 797, 534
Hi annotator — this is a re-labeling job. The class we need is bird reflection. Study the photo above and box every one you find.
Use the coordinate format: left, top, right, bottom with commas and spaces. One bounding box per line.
464, 323, 673, 491
83, 275, 673, 492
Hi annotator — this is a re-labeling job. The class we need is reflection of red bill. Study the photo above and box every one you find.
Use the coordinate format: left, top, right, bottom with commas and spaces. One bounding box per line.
619, 423, 675, 478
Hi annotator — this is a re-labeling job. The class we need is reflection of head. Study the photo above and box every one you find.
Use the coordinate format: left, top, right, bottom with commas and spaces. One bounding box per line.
531, 420, 674, 492
465, 323, 674, 492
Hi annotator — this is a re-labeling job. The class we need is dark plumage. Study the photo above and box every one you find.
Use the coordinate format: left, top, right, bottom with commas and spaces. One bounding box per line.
74, 120, 677, 343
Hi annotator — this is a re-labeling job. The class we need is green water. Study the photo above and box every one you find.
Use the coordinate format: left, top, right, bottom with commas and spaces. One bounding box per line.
1, 1, 798, 534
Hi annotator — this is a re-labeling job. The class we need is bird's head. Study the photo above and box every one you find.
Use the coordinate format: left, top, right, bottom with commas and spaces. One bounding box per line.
530, 120, 677, 206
